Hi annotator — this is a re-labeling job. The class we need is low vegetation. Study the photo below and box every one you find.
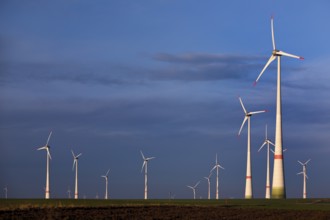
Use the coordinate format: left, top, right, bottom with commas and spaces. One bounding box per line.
1, 199, 330, 219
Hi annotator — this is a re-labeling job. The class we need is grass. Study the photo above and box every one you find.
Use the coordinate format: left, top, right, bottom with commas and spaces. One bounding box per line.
1, 198, 330, 211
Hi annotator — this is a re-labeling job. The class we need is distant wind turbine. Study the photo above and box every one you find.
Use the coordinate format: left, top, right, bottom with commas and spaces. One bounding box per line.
37, 131, 52, 199
210, 153, 224, 200
101, 169, 110, 200
204, 172, 213, 200
187, 181, 200, 200
238, 97, 266, 199
67, 186, 71, 199
72, 150, 82, 199
4, 186, 8, 199
140, 151, 155, 200
254, 16, 304, 199
258, 124, 276, 199
297, 159, 311, 199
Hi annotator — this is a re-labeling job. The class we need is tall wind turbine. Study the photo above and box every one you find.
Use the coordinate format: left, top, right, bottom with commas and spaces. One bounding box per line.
101, 169, 110, 200
72, 150, 82, 199
141, 151, 155, 200
254, 16, 304, 199
297, 159, 311, 199
238, 97, 266, 199
37, 131, 52, 199
204, 172, 213, 200
258, 124, 276, 199
210, 153, 224, 200
187, 181, 200, 200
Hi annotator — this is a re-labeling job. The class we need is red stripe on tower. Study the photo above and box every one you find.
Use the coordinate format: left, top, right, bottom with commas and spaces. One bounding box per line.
274, 154, 283, 159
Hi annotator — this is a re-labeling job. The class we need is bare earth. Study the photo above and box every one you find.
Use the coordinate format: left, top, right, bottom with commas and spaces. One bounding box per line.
1, 205, 330, 220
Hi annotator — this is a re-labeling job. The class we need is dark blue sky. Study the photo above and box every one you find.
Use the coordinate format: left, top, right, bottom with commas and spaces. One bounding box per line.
1, 0, 330, 199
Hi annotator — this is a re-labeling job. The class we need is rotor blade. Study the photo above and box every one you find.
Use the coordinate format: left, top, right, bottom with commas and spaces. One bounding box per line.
76, 153, 82, 158
305, 159, 311, 165
146, 157, 155, 161
204, 177, 209, 181
47, 149, 52, 160
268, 141, 276, 148
298, 160, 304, 166
210, 166, 216, 173
265, 124, 268, 140
305, 174, 309, 179
258, 141, 267, 152
219, 165, 225, 170
37, 146, 47, 151
46, 131, 52, 146
194, 181, 200, 188
255, 55, 276, 84
106, 169, 110, 176
71, 150, 75, 158
187, 185, 194, 190
271, 16, 276, 50
238, 116, 248, 136
270, 149, 275, 154
297, 172, 303, 175
249, 110, 267, 115
140, 151, 145, 160
141, 161, 146, 173
238, 97, 247, 114
215, 153, 218, 165
276, 50, 304, 60
72, 160, 76, 171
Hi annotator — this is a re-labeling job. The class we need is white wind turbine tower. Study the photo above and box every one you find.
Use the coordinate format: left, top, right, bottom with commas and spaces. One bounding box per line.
140, 151, 155, 200
297, 159, 311, 199
210, 153, 224, 200
72, 150, 82, 199
187, 181, 200, 200
238, 97, 266, 199
204, 172, 213, 200
258, 124, 276, 199
37, 131, 52, 199
254, 16, 304, 199
101, 169, 110, 200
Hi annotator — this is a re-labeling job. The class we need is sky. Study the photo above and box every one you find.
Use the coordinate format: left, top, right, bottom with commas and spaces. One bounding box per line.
1, 0, 330, 199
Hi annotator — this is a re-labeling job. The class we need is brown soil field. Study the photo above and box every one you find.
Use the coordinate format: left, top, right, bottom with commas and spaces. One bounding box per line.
1, 205, 330, 220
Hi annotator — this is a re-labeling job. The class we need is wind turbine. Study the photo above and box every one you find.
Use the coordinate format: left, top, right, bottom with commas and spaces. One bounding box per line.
4, 186, 8, 199
140, 151, 155, 200
258, 124, 276, 199
254, 16, 304, 199
297, 159, 311, 199
204, 172, 213, 200
67, 186, 71, 199
187, 181, 200, 200
238, 97, 266, 199
72, 150, 82, 199
210, 153, 224, 199
101, 169, 110, 200
37, 131, 52, 199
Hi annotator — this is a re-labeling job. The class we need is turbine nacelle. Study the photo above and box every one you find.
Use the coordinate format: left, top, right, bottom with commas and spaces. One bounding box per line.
254, 16, 304, 85
71, 150, 82, 170
37, 131, 53, 160
238, 97, 267, 136
140, 151, 155, 172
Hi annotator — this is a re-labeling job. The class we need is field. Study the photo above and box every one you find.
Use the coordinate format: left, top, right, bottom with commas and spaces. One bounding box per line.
1, 199, 330, 219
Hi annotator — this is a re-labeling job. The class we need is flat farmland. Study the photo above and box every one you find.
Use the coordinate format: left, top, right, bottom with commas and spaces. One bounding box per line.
1, 199, 330, 219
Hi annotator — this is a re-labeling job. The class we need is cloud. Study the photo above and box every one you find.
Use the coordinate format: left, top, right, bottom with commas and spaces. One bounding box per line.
0, 52, 271, 87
